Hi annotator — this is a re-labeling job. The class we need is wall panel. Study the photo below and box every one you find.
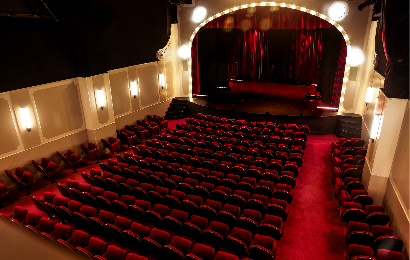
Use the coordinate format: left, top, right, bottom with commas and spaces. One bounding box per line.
33, 81, 83, 139
109, 70, 131, 116
9, 89, 41, 149
0, 98, 20, 154
166, 61, 174, 99
139, 63, 160, 108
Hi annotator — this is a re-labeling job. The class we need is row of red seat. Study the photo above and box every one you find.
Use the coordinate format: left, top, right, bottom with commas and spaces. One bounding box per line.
329, 138, 405, 260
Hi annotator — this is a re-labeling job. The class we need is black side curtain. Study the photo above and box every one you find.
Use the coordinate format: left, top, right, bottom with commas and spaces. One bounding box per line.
381, 0, 409, 99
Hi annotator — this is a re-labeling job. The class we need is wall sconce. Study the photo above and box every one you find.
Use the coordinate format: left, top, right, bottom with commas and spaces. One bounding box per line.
20, 107, 32, 132
96, 89, 105, 110
159, 73, 165, 89
365, 87, 373, 104
130, 81, 138, 98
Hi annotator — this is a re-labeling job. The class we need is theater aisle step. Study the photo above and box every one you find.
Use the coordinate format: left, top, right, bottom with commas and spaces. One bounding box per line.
275, 134, 347, 260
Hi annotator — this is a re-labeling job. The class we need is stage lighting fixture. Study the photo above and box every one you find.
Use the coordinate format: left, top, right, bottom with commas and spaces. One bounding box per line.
96, 89, 105, 110
178, 45, 191, 59
159, 73, 165, 88
192, 6, 207, 23
328, 1, 349, 21
346, 47, 364, 66
20, 107, 32, 132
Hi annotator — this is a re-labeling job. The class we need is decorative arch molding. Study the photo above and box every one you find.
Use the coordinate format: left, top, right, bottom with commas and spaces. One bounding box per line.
186, 2, 351, 112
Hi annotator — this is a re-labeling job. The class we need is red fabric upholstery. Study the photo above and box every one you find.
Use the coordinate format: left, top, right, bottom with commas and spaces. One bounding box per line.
80, 206, 97, 218
103, 245, 126, 260
125, 253, 148, 260
53, 196, 68, 207
148, 228, 170, 246
188, 243, 215, 260
348, 244, 373, 258
364, 205, 384, 215
38, 217, 55, 234
91, 187, 105, 197
69, 230, 90, 248
114, 216, 131, 231
85, 237, 107, 256
78, 183, 92, 193
25, 212, 42, 227
66, 179, 78, 189
13, 206, 28, 222
98, 210, 114, 224
104, 191, 120, 201
371, 225, 394, 239
130, 223, 149, 238
214, 251, 239, 260
53, 223, 72, 241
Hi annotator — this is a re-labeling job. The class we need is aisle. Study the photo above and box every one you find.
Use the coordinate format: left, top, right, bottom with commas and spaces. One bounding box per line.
276, 134, 347, 260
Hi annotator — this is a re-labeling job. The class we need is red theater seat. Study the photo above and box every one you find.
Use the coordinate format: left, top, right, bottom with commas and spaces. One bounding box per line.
248, 234, 276, 260
163, 236, 193, 260
185, 243, 215, 260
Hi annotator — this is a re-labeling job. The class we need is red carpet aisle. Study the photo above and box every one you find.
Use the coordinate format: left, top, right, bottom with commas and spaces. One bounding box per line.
276, 134, 347, 260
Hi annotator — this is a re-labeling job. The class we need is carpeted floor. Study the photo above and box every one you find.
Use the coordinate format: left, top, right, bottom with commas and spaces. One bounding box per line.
275, 134, 347, 260
0, 122, 348, 260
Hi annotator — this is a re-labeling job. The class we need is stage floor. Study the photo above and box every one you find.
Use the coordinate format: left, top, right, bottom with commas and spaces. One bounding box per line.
192, 82, 336, 117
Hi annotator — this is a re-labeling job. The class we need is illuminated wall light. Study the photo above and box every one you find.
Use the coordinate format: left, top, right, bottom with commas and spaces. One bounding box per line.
291, 5, 296, 9
301, 7, 306, 11
340, 97, 344, 102
345, 66, 350, 71
224, 10, 229, 14
192, 6, 207, 23
281, 3, 286, 7
178, 45, 191, 59
159, 74, 165, 87
20, 107, 32, 132
271, 2, 276, 6
328, 1, 349, 21
365, 87, 374, 103
242, 5, 247, 8
216, 13, 221, 17
344, 35, 349, 40
346, 47, 364, 66
130, 81, 138, 98
96, 89, 105, 110
320, 14, 325, 19
261, 2, 266, 6
310, 10, 316, 15
343, 77, 348, 82
330, 20, 335, 25
234, 7, 238, 10
338, 26, 343, 31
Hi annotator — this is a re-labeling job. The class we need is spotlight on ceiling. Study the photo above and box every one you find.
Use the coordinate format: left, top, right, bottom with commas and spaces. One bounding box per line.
328, 1, 349, 21
192, 6, 207, 23
346, 47, 364, 66
178, 45, 191, 59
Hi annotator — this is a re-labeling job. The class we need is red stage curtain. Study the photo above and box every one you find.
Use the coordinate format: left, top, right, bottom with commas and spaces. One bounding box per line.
331, 40, 347, 107
192, 6, 334, 94
226, 29, 324, 84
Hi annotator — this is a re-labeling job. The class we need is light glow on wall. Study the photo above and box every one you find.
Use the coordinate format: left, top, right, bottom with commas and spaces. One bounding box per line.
365, 87, 373, 103
130, 81, 138, 98
346, 47, 364, 66
159, 73, 165, 87
178, 45, 191, 59
20, 107, 32, 132
328, 1, 349, 21
371, 115, 384, 139
96, 89, 105, 110
192, 6, 207, 23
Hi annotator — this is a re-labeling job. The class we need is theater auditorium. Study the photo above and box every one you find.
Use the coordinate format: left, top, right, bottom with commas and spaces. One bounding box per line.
0, 1, 408, 260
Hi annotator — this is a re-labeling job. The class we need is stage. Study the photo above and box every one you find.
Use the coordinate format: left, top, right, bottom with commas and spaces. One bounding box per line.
193, 82, 336, 117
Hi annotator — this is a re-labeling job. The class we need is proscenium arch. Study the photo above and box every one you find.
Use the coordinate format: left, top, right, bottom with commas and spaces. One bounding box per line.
187, 2, 352, 113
